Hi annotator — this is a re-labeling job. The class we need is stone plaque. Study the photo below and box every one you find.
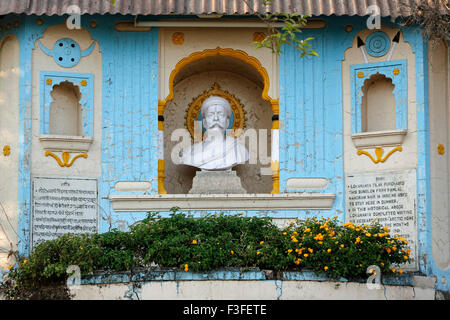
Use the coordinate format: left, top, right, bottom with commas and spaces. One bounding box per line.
31, 176, 98, 248
345, 169, 418, 271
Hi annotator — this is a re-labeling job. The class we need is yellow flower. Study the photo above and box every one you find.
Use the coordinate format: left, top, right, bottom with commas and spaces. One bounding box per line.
355, 237, 361, 244
303, 253, 309, 258
192, 239, 197, 244
283, 232, 287, 235
391, 268, 396, 273
399, 269, 404, 274
304, 228, 311, 233
318, 241, 323, 245
380, 262, 385, 266
386, 248, 391, 253
292, 237, 298, 243
293, 231, 298, 236
308, 248, 313, 253
392, 246, 397, 251
365, 233, 371, 237
404, 256, 408, 260
383, 226, 390, 232
184, 264, 189, 272
7, 265, 12, 270
288, 249, 293, 253
230, 250, 234, 255
295, 259, 301, 265
256, 251, 261, 255
327, 249, 332, 253
260, 241, 264, 245
324, 266, 329, 271
340, 244, 345, 248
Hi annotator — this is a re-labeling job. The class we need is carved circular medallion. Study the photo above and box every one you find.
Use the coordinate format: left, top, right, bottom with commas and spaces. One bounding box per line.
52, 38, 82, 68
185, 83, 247, 142
366, 32, 390, 57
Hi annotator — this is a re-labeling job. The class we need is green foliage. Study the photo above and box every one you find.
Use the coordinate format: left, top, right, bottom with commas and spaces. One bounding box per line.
1, 210, 411, 299
251, 0, 318, 58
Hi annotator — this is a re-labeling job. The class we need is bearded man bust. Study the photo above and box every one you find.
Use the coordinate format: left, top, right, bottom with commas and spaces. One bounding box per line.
179, 95, 249, 171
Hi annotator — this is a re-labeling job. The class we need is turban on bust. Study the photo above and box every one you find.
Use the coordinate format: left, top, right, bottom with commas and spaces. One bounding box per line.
201, 95, 232, 118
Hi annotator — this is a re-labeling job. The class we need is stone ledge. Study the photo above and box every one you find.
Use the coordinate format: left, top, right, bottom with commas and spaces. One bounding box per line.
108, 193, 336, 212
39, 134, 93, 152
351, 129, 407, 149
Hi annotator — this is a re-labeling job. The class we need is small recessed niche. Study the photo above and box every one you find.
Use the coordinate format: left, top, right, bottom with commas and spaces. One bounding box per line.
361, 73, 396, 133
49, 81, 82, 136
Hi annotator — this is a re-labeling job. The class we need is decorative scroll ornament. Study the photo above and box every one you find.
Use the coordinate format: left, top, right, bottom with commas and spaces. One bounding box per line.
365, 32, 390, 57
38, 38, 95, 68
357, 146, 402, 164
45, 151, 87, 167
185, 83, 247, 142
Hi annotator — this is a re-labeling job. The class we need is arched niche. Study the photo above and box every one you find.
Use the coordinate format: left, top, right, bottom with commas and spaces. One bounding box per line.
162, 52, 274, 194
361, 73, 396, 132
49, 81, 82, 136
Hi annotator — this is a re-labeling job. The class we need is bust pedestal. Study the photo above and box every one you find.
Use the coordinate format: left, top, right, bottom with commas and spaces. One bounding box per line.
189, 170, 247, 194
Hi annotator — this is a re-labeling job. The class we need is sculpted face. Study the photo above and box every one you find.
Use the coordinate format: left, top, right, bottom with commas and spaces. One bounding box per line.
202, 102, 230, 133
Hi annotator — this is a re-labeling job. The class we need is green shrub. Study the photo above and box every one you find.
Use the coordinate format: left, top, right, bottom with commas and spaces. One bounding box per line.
1, 210, 411, 299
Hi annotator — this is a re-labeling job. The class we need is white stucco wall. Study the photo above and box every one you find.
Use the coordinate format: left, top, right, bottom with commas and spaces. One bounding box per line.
342, 25, 418, 173
69, 279, 436, 300
0, 34, 20, 271
428, 39, 450, 271
31, 23, 102, 178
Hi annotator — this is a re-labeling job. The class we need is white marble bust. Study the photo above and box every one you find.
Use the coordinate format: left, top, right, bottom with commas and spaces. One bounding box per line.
179, 95, 249, 171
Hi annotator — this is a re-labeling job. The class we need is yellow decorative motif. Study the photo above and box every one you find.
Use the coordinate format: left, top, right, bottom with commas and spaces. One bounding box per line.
80, 80, 87, 86
438, 144, 445, 155
158, 47, 280, 194
253, 32, 266, 42
172, 32, 184, 45
357, 147, 403, 164
185, 83, 247, 142
3, 145, 11, 156
357, 72, 364, 78
46, 78, 52, 85
393, 68, 400, 75
45, 151, 87, 167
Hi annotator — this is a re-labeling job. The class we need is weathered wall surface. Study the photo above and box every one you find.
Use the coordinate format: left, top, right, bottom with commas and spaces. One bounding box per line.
31, 23, 102, 177
69, 279, 436, 300
0, 34, 20, 270
428, 39, 450, 271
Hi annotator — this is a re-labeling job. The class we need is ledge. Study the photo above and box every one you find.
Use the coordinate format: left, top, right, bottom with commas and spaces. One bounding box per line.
351, 129, 407, 149
39, 134, 93, 152
80, 268, 413, 287
109, 193, 336, 212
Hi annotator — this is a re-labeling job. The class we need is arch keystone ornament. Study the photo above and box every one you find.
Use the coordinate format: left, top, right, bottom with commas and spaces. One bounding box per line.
185, 83, 247, 142
158, 47, 279, 194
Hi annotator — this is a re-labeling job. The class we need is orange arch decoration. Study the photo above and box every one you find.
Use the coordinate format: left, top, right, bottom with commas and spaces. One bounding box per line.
158, 47, 279, 194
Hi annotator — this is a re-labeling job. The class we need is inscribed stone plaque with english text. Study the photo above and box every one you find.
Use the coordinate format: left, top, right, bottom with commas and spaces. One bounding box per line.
345, 169, 418, 271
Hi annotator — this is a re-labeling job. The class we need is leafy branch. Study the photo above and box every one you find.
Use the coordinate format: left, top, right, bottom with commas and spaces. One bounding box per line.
244, 0, 318, 58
